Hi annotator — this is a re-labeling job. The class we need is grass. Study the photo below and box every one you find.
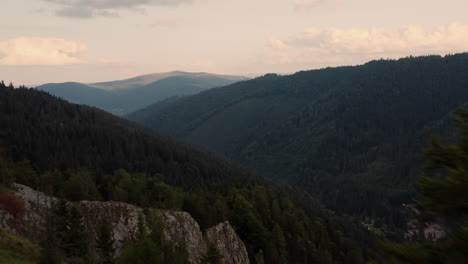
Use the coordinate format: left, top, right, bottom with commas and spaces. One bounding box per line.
0, 228, 40, 264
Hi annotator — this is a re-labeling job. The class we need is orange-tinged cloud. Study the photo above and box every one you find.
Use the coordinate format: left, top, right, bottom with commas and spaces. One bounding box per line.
151, 17, 192, 28
0, 37, 87, 66
264, 23, 468, 66
294, 0, 343, 9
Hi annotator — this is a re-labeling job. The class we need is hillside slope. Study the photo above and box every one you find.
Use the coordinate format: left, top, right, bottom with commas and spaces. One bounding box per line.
127, 53, 468, 223
107, 75, 240, 115
0, 83, 244, 189
34, 82, 113, 110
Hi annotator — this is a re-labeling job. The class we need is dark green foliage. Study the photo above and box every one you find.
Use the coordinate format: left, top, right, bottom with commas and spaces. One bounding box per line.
115, 238, 162, 264
0, 152, 377, 264
0, 227, 41, 264
46, 199, 92, 264
40, 221, 62, 264
182, 184, 376, 264
4, 155, 377, 264
128, 53, 468, 228
0, 154, 35, 189
96, 217, 114, 264
63, 170, 100, 201
419, 109, 468, 219
383, 109, 468, 263
254, 250, 265, 264
115, 212, 189, 264
200, 244, 223, 264
271, 224, 287, 263
66, 206, 90, 262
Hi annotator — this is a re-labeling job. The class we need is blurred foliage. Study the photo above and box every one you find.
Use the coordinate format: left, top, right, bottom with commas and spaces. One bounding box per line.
382, 109, 468, 263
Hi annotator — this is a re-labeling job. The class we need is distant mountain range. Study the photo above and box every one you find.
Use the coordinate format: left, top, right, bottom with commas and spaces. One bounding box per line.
37, 71, 247, 115
126, 53, 468, 225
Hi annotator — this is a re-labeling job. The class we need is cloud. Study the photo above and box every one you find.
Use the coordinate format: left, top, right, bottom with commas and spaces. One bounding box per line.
263, 23, 468, 66
294, 0, 343, 9
56, 6, 93, 18
43, 0, 196, 18
266, 38, 288, 50
45, 0, 194, 9
55, 6, 119, 18
151, 17, 192, 27
0, 37, 88, 66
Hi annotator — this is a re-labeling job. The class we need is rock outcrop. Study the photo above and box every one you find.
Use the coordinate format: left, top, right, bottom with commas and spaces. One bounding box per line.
157, 211, 206, 263
9, 183, 250, 264
205, 221, 250, 264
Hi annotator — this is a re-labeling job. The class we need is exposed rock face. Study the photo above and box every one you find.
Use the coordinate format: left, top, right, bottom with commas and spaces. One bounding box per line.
9, 183, 250, 264
157, 212, 250, 264
158, 211, 206, 263
205, 221, 250, 264
2, 184, 56, 235
78, 200, 143, 255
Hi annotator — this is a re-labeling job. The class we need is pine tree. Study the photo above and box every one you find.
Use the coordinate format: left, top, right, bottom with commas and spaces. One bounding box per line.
272, 224, 287, 264
96, 217, 114, 264
54, 199, 69, 258
40, 200, 62, 264
64, 205, 90, 263
254, 249, 265, 264
200, 244, 223, 264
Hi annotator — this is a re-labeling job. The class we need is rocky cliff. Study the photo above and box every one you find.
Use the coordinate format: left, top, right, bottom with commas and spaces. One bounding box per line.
7, 183, 249, 264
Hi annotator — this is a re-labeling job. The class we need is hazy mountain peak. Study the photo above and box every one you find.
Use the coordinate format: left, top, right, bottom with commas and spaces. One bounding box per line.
37, 71, 247, 115
88, 71, 248, 91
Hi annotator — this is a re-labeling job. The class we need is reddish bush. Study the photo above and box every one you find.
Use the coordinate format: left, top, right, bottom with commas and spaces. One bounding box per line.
0, 193, 27, 220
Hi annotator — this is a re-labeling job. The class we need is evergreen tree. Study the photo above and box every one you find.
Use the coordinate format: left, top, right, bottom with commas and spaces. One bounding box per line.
65, 205, 90, 263
116, 237, 162, 264
271, 224, 287, 264
96, 217, 114, 264
200, 244, 223, 264
54, 199, 69, 258
254, 250, 265, 264
40, 200, 62, 264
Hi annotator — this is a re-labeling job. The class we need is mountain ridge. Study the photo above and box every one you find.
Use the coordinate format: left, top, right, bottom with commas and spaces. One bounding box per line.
88, 70, 248, 90
37, 71, 247, 115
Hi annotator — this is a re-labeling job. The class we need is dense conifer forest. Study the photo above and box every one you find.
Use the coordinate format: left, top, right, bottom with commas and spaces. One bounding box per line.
127, 53, 468, 229
0, 81, 377, 263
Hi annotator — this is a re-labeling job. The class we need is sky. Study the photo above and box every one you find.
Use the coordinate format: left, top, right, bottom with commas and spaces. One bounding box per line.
1, 0, 468, 85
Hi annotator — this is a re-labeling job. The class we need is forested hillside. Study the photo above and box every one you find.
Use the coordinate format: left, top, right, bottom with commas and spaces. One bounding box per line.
37, 73, 245, 115
0, 82, 244, 189
0, 82, 377, 264
127, 53, 468, 226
